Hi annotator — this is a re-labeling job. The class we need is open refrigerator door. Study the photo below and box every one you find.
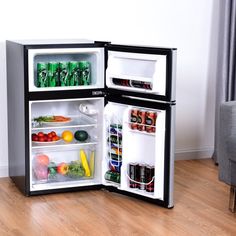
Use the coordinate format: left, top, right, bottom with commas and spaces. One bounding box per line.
103, 102, 166, 200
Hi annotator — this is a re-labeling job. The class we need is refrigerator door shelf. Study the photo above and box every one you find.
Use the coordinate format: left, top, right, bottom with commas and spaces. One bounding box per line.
106, 51, 166, 95
28, 47, 104, 92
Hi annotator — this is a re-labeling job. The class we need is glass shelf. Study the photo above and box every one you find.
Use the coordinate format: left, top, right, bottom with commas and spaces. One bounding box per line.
32, 115, 97, 130
32, 139, 98, 151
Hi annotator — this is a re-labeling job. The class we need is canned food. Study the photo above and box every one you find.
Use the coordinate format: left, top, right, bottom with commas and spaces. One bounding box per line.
47, 62, 59, 87
110, 147, 122, 155
139, 163, 146, 190
130, 109, 138, 130
145, 111, 157, 133
68, 61, 79, 86
130, 109, 138, 123
137, 110, 146, 131
131, 80, 152, 90
112, 78, 131, 87
37, 62, 48, 87
104, 170, 120, 183
59, 62, 70, 86
108, 153, 122, 161
109, 159, 122, 172
129, 163, 139, 188
78, 61, 90, 85
145, 165, 155, 192
107, 135, 122, 145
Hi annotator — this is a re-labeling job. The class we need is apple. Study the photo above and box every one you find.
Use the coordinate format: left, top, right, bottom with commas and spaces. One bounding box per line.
57, 162, 69, 175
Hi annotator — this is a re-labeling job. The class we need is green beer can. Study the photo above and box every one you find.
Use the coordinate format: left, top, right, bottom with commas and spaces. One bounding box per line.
47, 62, 59, 87
37, 62, 48, 87
59, 62, 70, 86
68, 61, 79, 86
78, 61, 91, 85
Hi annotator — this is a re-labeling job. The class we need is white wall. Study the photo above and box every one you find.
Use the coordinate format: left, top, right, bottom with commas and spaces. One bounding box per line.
0, 0, 219, 176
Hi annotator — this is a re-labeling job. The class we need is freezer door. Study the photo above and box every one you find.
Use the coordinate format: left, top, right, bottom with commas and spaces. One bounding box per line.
106, 44, 177, 102
102, 95, 175, 208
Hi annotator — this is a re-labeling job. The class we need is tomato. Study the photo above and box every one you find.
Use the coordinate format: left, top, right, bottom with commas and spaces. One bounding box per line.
38, 132, 44, 137
50, 131, 56, 137
32, 133, 39, 141
32, 136, 39, 141
52, 136, 58, 141
48, 133, 53, 138
39, 137, 45, 142
47, 138, 52, 142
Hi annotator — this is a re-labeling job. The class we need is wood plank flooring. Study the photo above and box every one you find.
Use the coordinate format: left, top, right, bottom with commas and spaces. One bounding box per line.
0, 159, 236, 236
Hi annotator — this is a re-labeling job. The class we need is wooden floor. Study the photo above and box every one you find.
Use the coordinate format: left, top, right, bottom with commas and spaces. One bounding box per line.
0, 159, 236, 236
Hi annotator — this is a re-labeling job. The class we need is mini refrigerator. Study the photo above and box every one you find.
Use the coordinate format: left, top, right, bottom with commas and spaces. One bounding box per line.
6, 39, 176, 208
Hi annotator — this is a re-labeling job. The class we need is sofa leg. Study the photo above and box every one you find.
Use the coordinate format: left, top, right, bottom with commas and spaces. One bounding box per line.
229, 186, 236, 213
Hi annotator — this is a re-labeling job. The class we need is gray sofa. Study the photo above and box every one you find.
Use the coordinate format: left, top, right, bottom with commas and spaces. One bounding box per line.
218, 101, 236, 212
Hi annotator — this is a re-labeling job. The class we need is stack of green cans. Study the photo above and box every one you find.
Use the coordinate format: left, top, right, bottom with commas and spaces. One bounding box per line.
36, 61, 91, 88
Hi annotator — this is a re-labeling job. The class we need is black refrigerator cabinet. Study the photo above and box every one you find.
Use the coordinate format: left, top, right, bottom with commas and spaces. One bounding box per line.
6, 39, 176, 208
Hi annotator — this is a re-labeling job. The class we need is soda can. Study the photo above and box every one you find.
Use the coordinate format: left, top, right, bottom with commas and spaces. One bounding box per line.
68, 61, 79, 86
145, 165, 155, 192
110, 147, 122, 155
47, 62, 59, 87
139, 163, 146, 190
37, 62, 48, 87
107, 135, 122, 145
129, 162, 139, 188
130, 109, 139, 130
59, 62, 70, 86
104, 170, 120, 183
145, 111, 157, 133
131, 80, 152, 90
137, 110, 146, 131
108, 153, 121, 161
109, 159, 122, 172
78, 61, 91, 85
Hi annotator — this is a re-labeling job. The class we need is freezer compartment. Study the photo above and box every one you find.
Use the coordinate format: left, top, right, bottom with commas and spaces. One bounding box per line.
106, 51, 166, 95
103, 102, 166, 200
28, 48, 104, 92
29, 97, 104, 191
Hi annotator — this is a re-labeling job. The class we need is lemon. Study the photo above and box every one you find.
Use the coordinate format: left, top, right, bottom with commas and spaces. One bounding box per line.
62, 130, 74, 143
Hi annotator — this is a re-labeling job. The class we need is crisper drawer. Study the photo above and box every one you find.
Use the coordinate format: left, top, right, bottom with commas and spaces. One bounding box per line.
29, 97, 104, 191
27, 47, 104, 92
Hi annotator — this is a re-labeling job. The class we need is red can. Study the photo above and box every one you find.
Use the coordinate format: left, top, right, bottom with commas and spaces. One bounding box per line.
130, 109, 139, 130
137, 110, 146, 131
145, 111, 157, 133
145, 165, 155, 192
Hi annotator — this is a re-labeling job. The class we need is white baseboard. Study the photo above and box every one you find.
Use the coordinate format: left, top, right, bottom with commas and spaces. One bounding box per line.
0, 166, 8, 177
175, 148, 214, 160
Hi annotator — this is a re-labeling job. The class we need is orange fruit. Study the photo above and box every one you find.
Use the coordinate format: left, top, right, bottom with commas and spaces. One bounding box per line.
61, 130, 74, 143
